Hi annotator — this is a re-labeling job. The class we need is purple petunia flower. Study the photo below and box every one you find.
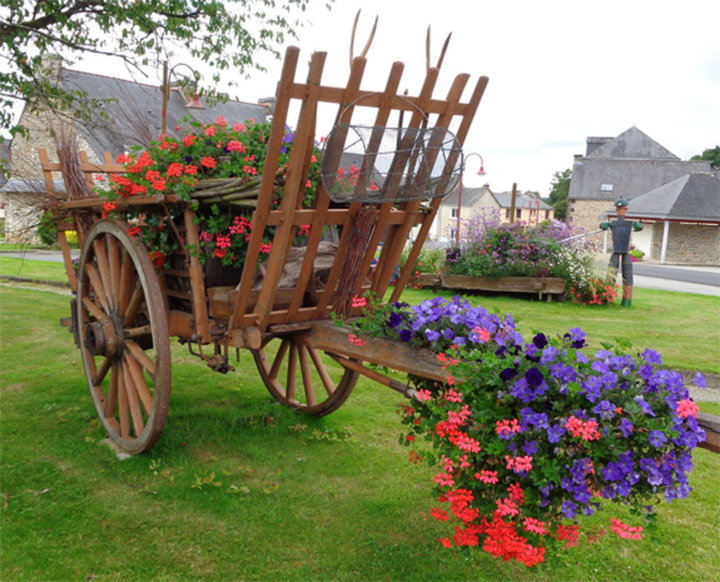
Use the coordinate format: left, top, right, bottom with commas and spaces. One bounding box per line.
648, 430, 668, 447
561, 500, 578, 519
547, 423, 566, 443
533, 333, 548, 349
525, 367, 544, 388
634, 396, 656, 417
619, 417, 634, 437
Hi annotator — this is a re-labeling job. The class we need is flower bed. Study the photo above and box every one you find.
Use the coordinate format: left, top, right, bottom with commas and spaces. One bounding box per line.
352, 296, 707, 566
440, 209, 610, 303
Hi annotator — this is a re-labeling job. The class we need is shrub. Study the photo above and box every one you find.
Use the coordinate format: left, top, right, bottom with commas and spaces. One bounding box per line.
37, 211, 58, 246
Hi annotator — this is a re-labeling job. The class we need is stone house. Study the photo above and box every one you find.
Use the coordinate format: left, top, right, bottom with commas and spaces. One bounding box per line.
0, 56, 271, 242
567, 126, 714, 262
431, 184, 554, 243
621, 172, 720, 265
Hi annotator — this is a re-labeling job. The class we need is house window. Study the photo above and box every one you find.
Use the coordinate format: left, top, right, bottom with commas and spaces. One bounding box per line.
545, 210, 550, 219
451, 208, 458, 218
505, 208, 511, 219
601, 184, 614, 192
516, 209, 521, 219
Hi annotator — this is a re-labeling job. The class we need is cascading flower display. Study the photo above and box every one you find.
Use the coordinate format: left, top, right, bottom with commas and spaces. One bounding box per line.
353, 296, 706, 567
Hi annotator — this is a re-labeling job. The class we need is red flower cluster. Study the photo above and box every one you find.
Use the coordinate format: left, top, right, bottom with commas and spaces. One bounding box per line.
570, 277, 618, 305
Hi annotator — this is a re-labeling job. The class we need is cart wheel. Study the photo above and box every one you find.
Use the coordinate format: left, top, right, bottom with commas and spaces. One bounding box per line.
252, 334, 358, 416
77, 220, 171, 454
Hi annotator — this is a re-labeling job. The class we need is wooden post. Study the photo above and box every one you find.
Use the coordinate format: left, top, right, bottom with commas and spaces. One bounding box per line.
510, 182, 517, 223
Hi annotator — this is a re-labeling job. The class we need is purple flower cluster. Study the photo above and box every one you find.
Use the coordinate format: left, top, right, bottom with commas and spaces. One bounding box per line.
386, 296, 707, 529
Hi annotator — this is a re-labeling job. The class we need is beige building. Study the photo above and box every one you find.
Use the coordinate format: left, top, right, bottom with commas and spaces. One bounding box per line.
431, 184, 555, 243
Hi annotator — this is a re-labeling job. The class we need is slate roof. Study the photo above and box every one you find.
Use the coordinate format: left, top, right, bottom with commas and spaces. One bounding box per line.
442, 186, 552, 211
568, 126, 712, 201
0, 178, 65, 195
443, 186, 486, 207
51, 67, 271, 158
493, 191, 553, 211
625, 172, 720, 222
587, 127, 679, 160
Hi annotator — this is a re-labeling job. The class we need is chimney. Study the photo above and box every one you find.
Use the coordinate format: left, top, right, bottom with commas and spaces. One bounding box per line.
585, 136, 612, 157
40, 54, 63, 83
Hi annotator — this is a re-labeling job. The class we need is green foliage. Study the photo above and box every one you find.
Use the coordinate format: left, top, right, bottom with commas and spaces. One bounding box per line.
691, 146, 720, 169
547, 169, 571, 221
0, 0, 327, 136
36, 211, 58, 246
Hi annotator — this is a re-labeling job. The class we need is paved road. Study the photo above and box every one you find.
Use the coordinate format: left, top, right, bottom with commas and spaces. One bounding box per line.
634, 263, 720, 287
3, 250, 720, 296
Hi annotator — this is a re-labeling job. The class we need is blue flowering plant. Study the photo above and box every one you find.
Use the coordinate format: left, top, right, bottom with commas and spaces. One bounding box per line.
353, 296, 706, 566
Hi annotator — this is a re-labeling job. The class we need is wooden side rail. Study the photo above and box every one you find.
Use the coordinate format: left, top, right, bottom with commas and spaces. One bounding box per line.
697, 412, 720, 453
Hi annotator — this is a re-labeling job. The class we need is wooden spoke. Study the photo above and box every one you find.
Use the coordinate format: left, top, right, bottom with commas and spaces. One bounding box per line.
105, 361, 119, 419
124, 350, 153, 414
286, 342, 298, 403
121, 359, 145, 437
251, 333, 357, 416
117, 366, 130, 439
269, 339, 289, 380
124, 282, 144, 327
126, 340, 156, 376
298, 345, 316, 407
118, 247, 134, 313
81, 296, 105, 321
106, 234, 121, 308
77, 220, 170, 454
84, 262, 111, 314
93, 238, 113, 308
308, 346, 336, 397
125, 325, 152, 339
93, 356, 112, 386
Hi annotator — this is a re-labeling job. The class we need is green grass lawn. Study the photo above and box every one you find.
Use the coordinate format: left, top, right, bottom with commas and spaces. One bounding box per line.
0, 256, 70, 285
1, 281, 719, 581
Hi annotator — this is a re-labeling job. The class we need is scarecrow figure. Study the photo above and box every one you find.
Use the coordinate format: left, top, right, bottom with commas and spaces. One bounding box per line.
600, 198, 643, 307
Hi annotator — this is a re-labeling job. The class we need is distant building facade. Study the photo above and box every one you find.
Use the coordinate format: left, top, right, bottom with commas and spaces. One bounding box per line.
1, 56, 271, 242
432, 184, 554, 243
568, 127, 716, 264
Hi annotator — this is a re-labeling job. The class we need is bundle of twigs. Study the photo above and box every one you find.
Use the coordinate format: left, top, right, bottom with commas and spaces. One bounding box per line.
54, 124, 91, 201
189, 168, 286, 207
333, 205, 377, 318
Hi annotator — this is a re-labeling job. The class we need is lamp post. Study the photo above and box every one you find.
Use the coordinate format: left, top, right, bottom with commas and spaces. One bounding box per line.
161, 62, 202, 136
455, 152, 486, 247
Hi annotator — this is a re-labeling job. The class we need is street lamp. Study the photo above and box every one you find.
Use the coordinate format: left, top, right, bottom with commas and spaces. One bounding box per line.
455, 152, 486, 246
161, 62, 202, 136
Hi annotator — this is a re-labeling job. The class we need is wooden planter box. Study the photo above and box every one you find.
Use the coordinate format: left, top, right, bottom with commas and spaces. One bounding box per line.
418, 273, 566, 302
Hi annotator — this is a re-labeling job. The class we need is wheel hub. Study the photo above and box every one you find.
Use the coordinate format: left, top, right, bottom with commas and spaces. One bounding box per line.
85, 316, 124, 358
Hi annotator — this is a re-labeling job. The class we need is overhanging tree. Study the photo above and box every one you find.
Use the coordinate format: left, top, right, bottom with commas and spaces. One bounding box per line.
0, 0, 328, 137
691, 146, 720, 169
548, 168, 571, 221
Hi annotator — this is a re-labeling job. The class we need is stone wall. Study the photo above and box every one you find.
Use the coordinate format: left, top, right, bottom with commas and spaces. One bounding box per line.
567, 199, 609, 233
5, 110, 101, 243
651, 222, 720, 265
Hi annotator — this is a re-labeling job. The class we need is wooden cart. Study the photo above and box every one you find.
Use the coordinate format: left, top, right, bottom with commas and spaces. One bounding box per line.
42, 46, 488, 454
